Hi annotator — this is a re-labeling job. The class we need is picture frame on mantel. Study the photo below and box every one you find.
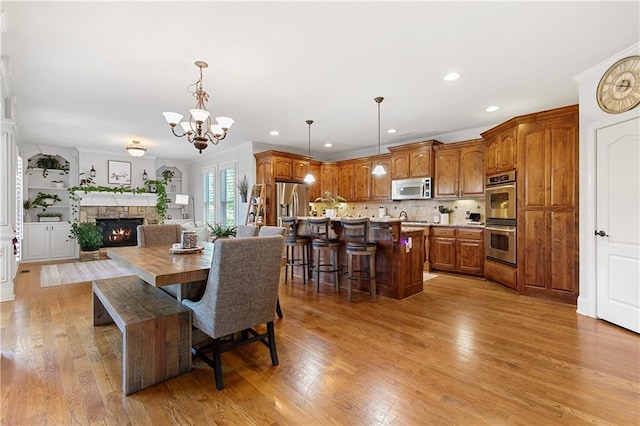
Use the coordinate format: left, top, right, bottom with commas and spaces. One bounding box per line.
108, 160, 131, 185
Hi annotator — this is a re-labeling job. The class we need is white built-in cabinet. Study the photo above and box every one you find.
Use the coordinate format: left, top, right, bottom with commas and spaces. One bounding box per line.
21, 150, 78, 261
22, 223, 75, 261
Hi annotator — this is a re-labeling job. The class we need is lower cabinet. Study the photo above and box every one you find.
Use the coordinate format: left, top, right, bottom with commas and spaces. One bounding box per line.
484, 258, 517, 290
22, 223, 76, 261
430, 226, 484, 276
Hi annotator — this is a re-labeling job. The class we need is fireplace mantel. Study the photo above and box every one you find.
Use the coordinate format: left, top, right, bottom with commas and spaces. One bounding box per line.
76, 191, 158, 207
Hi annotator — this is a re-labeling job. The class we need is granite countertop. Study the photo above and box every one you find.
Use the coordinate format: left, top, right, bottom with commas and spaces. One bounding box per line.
298, 216, 403, 223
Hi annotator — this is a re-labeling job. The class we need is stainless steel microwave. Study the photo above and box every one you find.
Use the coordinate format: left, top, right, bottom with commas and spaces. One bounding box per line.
391, 178, 432, 200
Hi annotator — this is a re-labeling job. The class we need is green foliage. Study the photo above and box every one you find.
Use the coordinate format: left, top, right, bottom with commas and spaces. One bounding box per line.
69, 221, 104, 251
23, 192, 62, 212
314, 192, 347, 210
26, 154, 70, 178
68, 180, 169, 222
206, 222, 237, 237
161, 169, 175, 182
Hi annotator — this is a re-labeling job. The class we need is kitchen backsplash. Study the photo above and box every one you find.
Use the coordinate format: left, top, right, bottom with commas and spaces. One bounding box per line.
310, 199, 485, 225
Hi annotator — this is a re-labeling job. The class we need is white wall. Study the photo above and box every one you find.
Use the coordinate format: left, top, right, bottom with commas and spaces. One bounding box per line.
77, 148, 157, 189
573, 42, 640, 318
187, 141, 255, 225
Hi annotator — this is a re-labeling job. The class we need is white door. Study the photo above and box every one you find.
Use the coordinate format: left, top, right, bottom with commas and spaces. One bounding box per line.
596, 116, 640, 333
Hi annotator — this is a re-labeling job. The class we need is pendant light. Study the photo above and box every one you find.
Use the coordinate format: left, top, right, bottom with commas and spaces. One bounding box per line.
371, 96, 387, 175
303, 119, 316, 184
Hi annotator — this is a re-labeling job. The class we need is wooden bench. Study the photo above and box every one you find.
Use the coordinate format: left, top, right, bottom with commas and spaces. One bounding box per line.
92, 275, 192, 395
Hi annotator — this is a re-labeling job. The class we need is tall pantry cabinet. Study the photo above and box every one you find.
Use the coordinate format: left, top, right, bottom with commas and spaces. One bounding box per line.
517, 105, 579, 304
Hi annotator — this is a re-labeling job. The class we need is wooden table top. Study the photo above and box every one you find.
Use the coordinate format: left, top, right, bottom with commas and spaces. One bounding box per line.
107, 242, 214, 287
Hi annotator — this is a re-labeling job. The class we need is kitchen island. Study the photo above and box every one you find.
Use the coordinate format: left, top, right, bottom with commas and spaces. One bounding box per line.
297, 217, 425, 300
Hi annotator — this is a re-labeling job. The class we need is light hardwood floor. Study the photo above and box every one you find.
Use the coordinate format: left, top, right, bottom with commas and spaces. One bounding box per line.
1, 261, 639, 425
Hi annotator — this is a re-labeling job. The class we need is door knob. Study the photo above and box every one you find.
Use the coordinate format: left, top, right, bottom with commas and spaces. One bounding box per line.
594, 230, 609, 237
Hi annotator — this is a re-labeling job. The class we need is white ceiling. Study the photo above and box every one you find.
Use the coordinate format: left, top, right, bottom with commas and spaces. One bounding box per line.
2, 1, 639, 162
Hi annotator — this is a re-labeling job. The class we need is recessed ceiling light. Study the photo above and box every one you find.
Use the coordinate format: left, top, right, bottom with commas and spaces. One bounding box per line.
486, 106, 500, 112
324, 143, 332, 148
270, 130, 279, 136
444, 72, 460, 81
387, 129, 397, 134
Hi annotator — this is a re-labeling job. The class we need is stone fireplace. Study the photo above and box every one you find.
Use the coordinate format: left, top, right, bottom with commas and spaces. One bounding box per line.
96, 217, 144, 247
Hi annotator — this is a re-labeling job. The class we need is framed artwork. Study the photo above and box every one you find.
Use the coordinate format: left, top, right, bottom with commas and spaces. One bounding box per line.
108, 160, 131, 185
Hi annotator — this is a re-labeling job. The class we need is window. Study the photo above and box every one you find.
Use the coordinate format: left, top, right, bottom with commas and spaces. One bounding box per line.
202, 167, 216, 224
220, 166, 235, 227
202, 162, 237, 226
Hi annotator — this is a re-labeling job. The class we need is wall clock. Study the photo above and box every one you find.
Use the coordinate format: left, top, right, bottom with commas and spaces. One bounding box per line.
596, 55, 640, 114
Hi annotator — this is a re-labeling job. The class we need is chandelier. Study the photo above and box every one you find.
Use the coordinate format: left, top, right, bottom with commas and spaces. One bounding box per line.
162, 61, 234, 154
372, 96, 387, 175
126, 140, 147, 157
303, 120, 316, 183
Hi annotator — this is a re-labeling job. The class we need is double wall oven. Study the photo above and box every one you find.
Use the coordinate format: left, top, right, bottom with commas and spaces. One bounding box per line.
485, 171, 516, 265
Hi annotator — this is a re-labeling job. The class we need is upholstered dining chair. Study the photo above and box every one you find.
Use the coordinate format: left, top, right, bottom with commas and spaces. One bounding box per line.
136, 224, 182, 247
136, 224, 202, 300
235, 224, 259, 238
257, 226, 286, 319
181, 235, 285, 390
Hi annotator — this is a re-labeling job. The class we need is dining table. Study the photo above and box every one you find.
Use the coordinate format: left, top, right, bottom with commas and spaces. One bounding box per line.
106, 241, 214, 289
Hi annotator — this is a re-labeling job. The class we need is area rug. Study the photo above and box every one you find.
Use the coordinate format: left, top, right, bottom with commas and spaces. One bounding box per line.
40, 260, 132, 288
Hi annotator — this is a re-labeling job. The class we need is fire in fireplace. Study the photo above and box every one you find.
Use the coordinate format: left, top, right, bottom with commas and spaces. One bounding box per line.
96, 218, 144, 247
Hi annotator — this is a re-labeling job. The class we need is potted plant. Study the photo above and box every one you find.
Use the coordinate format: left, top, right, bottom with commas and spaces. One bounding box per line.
161, 169, 175, 184
206, 222, 237, 242
314, 192, 347, 218
23, 192, 62, 215
29, 154, 70, 178
237, 175, 249, 202
69, 221, 104, 252
37, 211, 63, 222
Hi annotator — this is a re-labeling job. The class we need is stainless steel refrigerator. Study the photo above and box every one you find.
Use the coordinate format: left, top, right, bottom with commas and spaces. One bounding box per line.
276, 182, 309, 224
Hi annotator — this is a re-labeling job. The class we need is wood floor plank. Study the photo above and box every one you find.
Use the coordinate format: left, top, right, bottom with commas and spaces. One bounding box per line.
1, 263, 639, 425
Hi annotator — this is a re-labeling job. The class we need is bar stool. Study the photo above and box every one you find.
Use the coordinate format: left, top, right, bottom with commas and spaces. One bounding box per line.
281, 217, 311, 285
341, 217, 376, 302
307, 217, 342, 293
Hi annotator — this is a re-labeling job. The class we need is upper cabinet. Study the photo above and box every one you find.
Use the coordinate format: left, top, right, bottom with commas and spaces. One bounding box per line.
320, 162, 338, 199
338, 155, 391, 202
255, 150, 310, 184
482, 123, 517, 174
307, 160, 322, 201
388, 140, 442, 179
433, 139, 485, 199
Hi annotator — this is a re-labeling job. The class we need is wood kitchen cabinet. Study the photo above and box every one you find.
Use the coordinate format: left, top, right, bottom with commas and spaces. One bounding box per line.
337, 163, 354, 201
353, 160, 371, 201
308, 160, 322, 200
254, 150, 312, 225
430, 226, 484, 276
338, 155, 391, 202
371, 156, 391, 201
433, 139, 485, 199
320, 162, 337, 199
516, 105, 578, 304
483, 126, 517, 174
388, 140, 441, 179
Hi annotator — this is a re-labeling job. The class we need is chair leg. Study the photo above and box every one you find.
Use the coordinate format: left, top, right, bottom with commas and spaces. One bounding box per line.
267, 322, 279, 366
333, 248, 340, 292
370, 253, 376, 301
314, 249, 320, 293
347, 253, 353, 302
212, 338, 224, 390
276, 297, 283, 319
